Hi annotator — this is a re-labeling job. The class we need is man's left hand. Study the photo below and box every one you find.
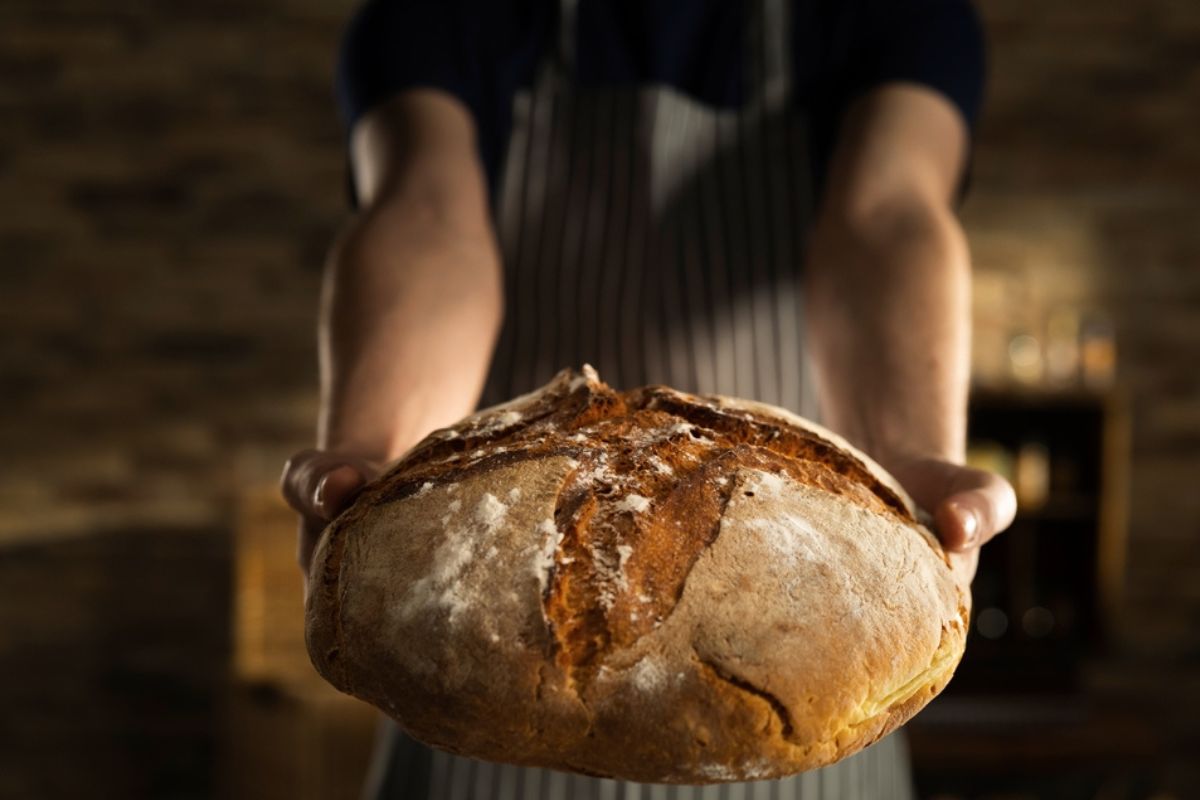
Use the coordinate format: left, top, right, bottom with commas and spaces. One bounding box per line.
882, 454, 1018, 583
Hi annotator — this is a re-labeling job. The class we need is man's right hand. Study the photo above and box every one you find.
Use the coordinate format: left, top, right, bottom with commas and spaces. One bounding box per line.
280, 449, 383, 598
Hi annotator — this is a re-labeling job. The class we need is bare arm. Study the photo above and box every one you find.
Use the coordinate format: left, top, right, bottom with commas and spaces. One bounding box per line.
321, 90, 502, 461
283, 90, 503, 583
805, 84, 1015, 576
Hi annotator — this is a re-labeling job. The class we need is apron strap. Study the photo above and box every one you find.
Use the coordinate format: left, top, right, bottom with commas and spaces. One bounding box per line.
557, 0, 579, 76
551, 0, 792, 111
747, 0, 793, 113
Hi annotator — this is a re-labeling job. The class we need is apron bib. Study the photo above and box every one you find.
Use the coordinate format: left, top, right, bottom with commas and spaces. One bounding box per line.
482, 0, 818, 417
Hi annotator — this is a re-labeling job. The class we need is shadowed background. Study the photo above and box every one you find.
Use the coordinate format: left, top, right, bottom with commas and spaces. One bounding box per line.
0, 1, 1197, 798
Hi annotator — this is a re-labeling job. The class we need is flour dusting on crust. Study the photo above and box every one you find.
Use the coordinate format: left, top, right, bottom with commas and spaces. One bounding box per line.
398, 493, 510, 624
614, 494, 651, 514
533, 518, 562, 594
630, 654, 668, 693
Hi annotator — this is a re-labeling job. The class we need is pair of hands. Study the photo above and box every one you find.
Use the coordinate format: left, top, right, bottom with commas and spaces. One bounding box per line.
281, 444, 1016, 592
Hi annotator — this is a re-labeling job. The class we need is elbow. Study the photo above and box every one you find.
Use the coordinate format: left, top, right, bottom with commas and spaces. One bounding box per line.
815, 191, 969, 283
831, 189, 959, 254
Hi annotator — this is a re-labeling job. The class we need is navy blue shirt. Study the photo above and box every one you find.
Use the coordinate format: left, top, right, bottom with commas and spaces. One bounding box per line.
335, 0, 985, 204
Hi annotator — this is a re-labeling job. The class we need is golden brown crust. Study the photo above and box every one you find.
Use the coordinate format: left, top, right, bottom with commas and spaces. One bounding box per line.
305, 365, 970, 783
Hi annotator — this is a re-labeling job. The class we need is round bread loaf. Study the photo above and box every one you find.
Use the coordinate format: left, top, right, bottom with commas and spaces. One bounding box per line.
305, 365, 969, 783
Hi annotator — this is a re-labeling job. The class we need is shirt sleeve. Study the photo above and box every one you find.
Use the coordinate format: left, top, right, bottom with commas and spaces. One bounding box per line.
334, 0, 550, 206
846, 0, 987, 132
801, 0, 987, 202
336, 0, 478, 131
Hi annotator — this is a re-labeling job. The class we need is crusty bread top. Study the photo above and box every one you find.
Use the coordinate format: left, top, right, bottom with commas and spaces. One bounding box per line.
305, 365, 967, 781
327, 366, 948, 686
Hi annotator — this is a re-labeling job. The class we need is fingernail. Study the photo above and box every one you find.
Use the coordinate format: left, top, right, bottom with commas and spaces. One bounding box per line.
314, 474, 330, 517
959, 505, 979, 546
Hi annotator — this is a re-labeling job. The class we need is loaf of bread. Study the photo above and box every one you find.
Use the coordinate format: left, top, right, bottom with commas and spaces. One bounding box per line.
305, 366, 969, 783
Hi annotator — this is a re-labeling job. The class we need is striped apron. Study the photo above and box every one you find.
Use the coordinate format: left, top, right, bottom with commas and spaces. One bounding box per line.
367, 1, 914, 796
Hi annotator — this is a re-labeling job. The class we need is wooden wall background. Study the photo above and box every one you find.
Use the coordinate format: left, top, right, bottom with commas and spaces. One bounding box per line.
1, 0, 1197, 797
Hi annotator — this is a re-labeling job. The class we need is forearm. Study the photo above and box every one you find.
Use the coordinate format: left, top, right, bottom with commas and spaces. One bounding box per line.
282, 91, 508, 582
318, 197, 503, 462
788, 86, 1013, 565
804, 200, 971, 467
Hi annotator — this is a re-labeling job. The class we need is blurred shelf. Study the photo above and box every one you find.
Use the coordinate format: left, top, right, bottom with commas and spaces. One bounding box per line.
908, 695, 1160, 768
969, 384, 1115, 409
220, 485, 379, 800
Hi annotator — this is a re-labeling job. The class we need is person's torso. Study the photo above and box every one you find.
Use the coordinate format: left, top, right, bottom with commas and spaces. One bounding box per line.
481, 0, 819, 417
372, 3, 914, 798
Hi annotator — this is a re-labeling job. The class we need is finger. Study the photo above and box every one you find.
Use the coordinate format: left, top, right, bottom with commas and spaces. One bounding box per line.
280, 449, 379, 522
280, 448, 324, 517
314, 464, 369, 519
935, 473, 1017, 552
947, 547, 980, 586
284, 451, 382, 599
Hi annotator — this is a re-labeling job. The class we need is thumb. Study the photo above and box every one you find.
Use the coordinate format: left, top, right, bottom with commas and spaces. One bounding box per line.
886, 456, 1017, 553
313, 464, 370, 520
280, 448, 380, 523
931, 470, 1018, 552
282, 449, 383, 596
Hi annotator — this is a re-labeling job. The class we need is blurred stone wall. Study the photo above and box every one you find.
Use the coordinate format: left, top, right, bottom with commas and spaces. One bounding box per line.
962, 2, 1200, 787
0, 0, 1197, 797
0, 2, 353, 797
965, 1, 1200, 655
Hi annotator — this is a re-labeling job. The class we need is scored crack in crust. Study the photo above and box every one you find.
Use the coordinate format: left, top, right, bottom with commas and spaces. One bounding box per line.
304, 365, 969, 783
